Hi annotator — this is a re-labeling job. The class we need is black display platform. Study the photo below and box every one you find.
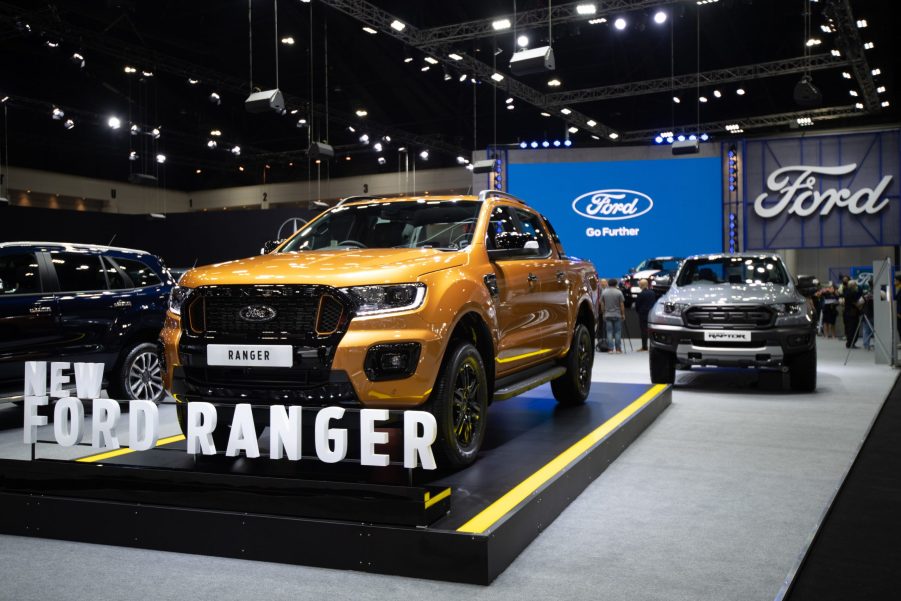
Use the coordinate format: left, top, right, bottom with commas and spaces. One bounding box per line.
0, 382, 670, 584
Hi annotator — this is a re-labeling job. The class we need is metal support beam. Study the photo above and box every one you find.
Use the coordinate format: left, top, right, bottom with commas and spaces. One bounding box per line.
317, 0, 621, 141
414, 0, 682, 46
546, 54, 851, 106
823, 0, 880, 112
620, 105, 863, 142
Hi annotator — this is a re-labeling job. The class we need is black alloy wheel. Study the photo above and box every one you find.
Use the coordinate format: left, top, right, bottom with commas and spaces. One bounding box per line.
552, 322, 594, 405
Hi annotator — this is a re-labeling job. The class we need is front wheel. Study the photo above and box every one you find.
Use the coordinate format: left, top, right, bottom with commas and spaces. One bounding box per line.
428, 341, 489, 469
649, 348, 676, 384
551, 323, 594, 405
787, 347, 817, 392
115, 342, 165, 402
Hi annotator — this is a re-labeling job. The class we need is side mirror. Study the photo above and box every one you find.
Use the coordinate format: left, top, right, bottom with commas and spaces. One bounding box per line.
652, 274, 673, 293
488, 238, 541, 260
796, 274, 819, 297
260, 239, 284, 255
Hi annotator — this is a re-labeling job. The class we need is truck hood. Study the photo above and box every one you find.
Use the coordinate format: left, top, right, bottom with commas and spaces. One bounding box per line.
180, 248, 468, 288
665, 283, 800, 305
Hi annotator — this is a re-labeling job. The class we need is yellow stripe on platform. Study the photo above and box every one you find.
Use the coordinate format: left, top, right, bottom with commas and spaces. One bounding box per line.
424, 487, 452, 509
76, 434, 186, 463
457, 384, 668, 534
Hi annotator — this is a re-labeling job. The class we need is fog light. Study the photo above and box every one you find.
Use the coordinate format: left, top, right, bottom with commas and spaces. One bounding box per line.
652, 332, 672, 345
365, 343, 421, 381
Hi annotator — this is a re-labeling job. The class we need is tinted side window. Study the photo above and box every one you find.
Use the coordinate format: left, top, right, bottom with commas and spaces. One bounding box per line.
50, 253, 108, 292
514, 209, 551, 255
0, 253, 42, 295
110, 257, 162, 288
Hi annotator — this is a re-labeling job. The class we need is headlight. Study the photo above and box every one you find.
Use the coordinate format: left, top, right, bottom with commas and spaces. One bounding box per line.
340, 283, 426, 316
772, 302, 803, 316
663, 302, 690, 316
168, 285, 192, 316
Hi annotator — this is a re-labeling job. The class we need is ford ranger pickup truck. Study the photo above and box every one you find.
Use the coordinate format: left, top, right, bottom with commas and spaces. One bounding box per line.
162, 191, 600, 467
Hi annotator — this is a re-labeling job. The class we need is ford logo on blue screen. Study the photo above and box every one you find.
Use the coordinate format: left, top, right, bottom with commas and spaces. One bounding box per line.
572, 189, 654, 221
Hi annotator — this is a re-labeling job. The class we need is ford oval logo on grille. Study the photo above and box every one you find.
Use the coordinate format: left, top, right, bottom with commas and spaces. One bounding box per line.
572, 189, 654, 221
239, 305, 277, 322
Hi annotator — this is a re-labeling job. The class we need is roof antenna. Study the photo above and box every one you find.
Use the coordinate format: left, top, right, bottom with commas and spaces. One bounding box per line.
108, 234, 117, 246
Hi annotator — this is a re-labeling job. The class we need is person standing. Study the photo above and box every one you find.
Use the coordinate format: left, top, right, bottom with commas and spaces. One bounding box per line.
601, 278, 626, 353
596, 278, 609, 352
818, 281, 839, 339
842, 280, 863, 349
634, 279, 657, 351
861, 287, 875, 351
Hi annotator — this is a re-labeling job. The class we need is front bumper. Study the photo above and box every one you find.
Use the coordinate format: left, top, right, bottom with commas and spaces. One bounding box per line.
647, 323, 815, 367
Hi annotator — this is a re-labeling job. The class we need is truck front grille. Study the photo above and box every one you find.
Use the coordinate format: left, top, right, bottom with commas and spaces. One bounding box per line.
683, 306, 775, 329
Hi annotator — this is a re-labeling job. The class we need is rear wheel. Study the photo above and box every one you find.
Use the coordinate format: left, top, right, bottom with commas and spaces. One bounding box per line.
649, 348, 676, 384
428, 341, 488, 469
115, 342, 165, 403
787, 347, 817, 392
551, 323, 594, 405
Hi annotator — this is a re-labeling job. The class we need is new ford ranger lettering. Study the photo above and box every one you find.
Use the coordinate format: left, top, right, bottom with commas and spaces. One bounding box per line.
647, 253, 818, 391
162, 191, 600, 467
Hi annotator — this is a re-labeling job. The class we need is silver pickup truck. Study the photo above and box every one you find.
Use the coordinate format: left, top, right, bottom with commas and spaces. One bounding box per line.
647, 253, 818, 391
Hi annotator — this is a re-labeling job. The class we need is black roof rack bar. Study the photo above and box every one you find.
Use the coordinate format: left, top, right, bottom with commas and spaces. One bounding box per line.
477, 190, 526, 204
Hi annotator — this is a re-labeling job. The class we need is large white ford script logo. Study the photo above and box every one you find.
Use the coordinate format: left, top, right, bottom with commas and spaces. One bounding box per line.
572, 189, 654, 221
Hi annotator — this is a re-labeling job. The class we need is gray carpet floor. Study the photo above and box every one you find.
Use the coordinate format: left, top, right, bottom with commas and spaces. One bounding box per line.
0, 338, 895, 601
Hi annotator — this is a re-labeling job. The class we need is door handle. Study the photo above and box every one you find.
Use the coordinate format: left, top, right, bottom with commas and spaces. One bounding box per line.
556, 271, 567, 283
527, 273, 538, 284
113, 300, 132, 308
28, 305, 52, 314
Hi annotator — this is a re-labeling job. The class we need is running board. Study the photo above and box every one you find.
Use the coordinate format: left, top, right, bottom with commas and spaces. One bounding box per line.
493, 366, 566, 402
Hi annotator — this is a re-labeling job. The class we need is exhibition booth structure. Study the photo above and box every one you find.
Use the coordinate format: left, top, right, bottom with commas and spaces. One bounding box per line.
0, 367, 670, 584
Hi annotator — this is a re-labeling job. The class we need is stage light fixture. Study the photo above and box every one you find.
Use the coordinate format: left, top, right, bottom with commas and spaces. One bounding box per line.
831, 49, 841, 57
51, 107, 64, 120
563, 139, 572, 147
355, 109, 368, 117
655, 136, 663, 144
864, 42, 874, 49
586, 119, 597, 127
449, 53, 463, 61
736, 88, 746, 95
877, 86, 886, 93
856, 19, 867, 28
849, 90, 858, 97
699, 96, 708, 103
362, 26, 377, 34
390, 20, 406, 32
541, 112, 551, 117
614, 17, 626, 30
419, 150, 429, 160
517, 35, 529, 48
130, 124, 141, 135
209, 92, 221, 104
882, 101, 890, 108
547, 78, 561, 87
459, 73, 467, 82
108, 116, 121, 129
542, 141, 550, 148
700, 134, 709, 141
457, 156, 467, 164
124, 66, 137, 74
713, 89, 722, 98
63, 119, 74, 130
654, 11, 667, 24
359, 134, 370, 144
560, 108, 572, 115
207, 140, 217, 149
141, 70, 153, 77
609, 132, 619, 140
129, 151, 138, 161
377, 156, 387, 165
421, 66, 430, 72
151, 127, 161, 139
576, 4, 597, 15
588, 18, 606, 25
506, 104, 514, 110
383, 135, 391, 143
231, 145, 241, 155
530, 141, 539, 148
45, 40, 59, 48
188, 78, 199, 85
424, 57, 439, 65
673, 96, 681, 103
553, 140, 561, 147
492, 19, 511, 31
568, 126, 578, 134
490, 72, 504, 82
71, 53, 85, 68
519, 141, 527, 149
155, 154, 166, 164
281, 36, 295, 45
404, 57, 413, 63
373, 142, 383, 152
872, 68, 881, 76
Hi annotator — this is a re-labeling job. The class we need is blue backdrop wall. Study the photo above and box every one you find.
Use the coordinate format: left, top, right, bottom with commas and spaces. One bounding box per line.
508, 157, 723, 277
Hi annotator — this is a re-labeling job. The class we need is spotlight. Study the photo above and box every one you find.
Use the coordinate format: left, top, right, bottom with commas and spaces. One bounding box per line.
459, 73, 467, 82
673, 96, 680, 103
699, 96, 708, 103
666, 136, 674, 143
542, 141, 550, 148
421, 66, 430, 72
63, 119, 74, 130
377, 156, 387, 165
280, 36, 295, 45
129, 151, 138, 161
51, 107, 65, 120
210, 129, 222, 137
831, 49, 841, 57
568, 126, 578, 134
736, 88, 746, 95
490, 72, 505, 82
713, 89, 722, 98
547, 78, 562, 87
553, 140, 561, 147
187, 78, 200, 85
383, 135, 391, 143
519, 141, 527, 149
576, 4, 597, 15
108, 116, 121, 129
448, 53, 463, 61
689, 134, 697, 141
424, 57, 439, 65
872, 68, 881, 76
700, 133, 709, 141
563, 139, 572, 147
517, 35, 529, 48
231, 145, 241, 155
492, 19, 512, 31
419, 150, 429, 160
124, 66, 137, 74
373, 142, 383, 152
207, 140, 217, 149
348, 125, 356, 133
209, 92, 221, 105
456, 156, 467, 164
608, 132, 619, 140
541, 112, 551, 117
155, 154, 166, 164
70, 53, 85, 68
141, 71, 153, 78
196, 169, 202, 174
404, 57, 413, 63
355, 109, 368, 117
44, 40, 59, 48
864, 42, 874, 50
151, 127, 161, 139
390, 19, 406, 32
560, 108, 572, 115
359, 134, 370, 144
654, 11, 667, 24
614, 17, 626, 30
677, 135, 686, 142
362, 26, 377, 35
655, 136, 663, 143
530, 141, 538, 148
586, 119, 597, 127
443, 68, 452, 81
506, 104, 514, 110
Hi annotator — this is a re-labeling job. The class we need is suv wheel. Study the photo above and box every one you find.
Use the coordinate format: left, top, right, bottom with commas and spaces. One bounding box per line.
115, 342, 165, 403
787, 347, 817, 392
429, 341, 488, 469
649, 348, 676, 384
551, 322, 593, 405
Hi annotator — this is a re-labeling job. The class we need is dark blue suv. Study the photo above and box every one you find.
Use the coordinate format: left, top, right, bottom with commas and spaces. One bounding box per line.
0, 242, 175, 403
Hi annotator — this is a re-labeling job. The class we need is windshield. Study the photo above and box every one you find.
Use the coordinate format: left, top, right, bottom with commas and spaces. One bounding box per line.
676, 256, 789, 286
636, 258, 681, 273
281, 200, 481, 252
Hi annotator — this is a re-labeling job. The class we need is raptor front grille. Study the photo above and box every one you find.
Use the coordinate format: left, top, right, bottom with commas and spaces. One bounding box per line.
683, 306, 775, 329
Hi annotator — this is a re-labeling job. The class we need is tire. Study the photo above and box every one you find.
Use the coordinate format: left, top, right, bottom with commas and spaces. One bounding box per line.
649, 348, 676, 384
552, 323, 594, 406
176, 402, 232, 451
114, 342, 165, 403
428, 341, 489, 469
787, 347, 817, 392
